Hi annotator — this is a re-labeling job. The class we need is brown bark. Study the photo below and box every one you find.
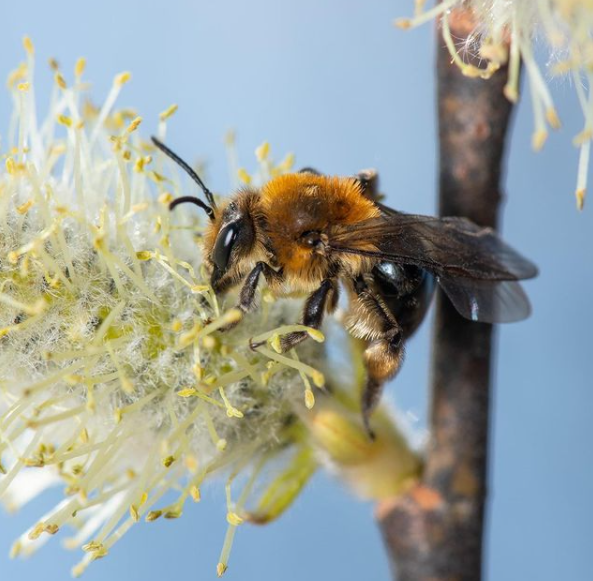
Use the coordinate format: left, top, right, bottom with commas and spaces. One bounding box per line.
377, 9, 516, 581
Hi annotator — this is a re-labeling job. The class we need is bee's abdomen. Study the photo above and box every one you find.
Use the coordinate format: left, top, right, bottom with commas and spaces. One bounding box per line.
372, 262, 436, 339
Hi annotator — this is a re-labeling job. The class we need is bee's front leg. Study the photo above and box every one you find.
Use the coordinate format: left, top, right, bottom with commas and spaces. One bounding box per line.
250, 279, 337, 351
219, 262, 283, 332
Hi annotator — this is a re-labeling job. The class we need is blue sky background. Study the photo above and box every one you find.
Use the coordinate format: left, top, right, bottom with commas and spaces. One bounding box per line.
1, 1, 591, 580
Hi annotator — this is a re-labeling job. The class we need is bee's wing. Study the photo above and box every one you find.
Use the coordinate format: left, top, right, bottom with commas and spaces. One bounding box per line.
437, 276, 531, 323
330, 212, 538, 323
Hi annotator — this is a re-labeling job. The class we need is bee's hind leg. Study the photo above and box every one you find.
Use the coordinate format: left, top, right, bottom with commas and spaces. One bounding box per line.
351, 276, 404, 439
362, 330, 404, 439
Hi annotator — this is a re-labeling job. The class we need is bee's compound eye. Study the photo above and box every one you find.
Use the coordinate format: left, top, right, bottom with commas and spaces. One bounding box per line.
212, 223, 239, 271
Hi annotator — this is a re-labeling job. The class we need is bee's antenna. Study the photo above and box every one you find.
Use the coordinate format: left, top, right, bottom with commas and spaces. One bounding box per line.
151, 136, 217, 216
169, 195, 215, 220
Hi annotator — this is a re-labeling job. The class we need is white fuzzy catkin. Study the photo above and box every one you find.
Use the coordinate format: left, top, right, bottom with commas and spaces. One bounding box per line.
0, 39, 324, 577
398, 0, 593, 209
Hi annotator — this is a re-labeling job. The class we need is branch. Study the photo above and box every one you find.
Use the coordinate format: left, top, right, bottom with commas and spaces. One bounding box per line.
376, 9, 516, 580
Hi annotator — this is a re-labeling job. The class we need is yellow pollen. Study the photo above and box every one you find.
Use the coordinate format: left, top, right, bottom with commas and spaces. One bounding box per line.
126, 116, 142, 133
115, 71, 131, 86
190, 486, 201, 502
146, 510, 163, 522
75, 57, 86, 78
5, 157, 16, 175
237, 168, 251, 184
159, 103, 178, 120
23, 36, 34, 54
216, 563, 228, 577
55, 73, 67, 89
16, 199, 34, 214
226, 512, 243, 526
255, 141, 270, 161
158, 191, 174, 204
57, 114, 72, 127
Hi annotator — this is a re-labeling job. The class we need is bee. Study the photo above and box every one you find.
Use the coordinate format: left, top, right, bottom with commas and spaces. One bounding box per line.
152, 137, 537, 437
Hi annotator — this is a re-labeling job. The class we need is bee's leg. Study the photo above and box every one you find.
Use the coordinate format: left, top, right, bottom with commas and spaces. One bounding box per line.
220, 262, 283, 332
273, 279, 337, 352
352, 277, 404, 439
355, 169, 383, 203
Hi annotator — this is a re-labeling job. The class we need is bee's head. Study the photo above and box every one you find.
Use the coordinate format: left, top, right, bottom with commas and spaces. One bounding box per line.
152, 137, 258, 294
202, 197, 256, 293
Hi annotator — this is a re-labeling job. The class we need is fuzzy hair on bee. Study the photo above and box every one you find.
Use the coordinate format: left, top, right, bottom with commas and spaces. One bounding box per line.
153, 137, 538, 437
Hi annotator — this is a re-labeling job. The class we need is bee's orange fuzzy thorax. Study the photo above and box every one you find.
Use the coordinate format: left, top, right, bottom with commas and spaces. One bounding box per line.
260, 174, 380, 287
261, 174, 379, 226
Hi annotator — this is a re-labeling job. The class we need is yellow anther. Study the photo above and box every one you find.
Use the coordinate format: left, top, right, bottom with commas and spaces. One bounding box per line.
216, 563, 228, 577
130, 505, 139, 522
115, 71, 131, 86
306, 328, 325, 343
57, 114, 72, 127
226, 512, 243, 526
190, 486, 201, 502
279, 152, 295, 171
159, 104, 178, 120
139, 492, 148, 506
136, 250, 152, 261
17, 82, 30, 92
269, 334, 282, 353
305, 389, 315, 409
237, 168, 251, 184
44, 524, 59, 535
216, 439, 227, 451
16, 200, 34, 215
164, 507, 182, 519
177, 388, 198, 398
255, 141, 270, 161
158, 191, 174, 205
576, 188, 586, 211
55, 73, 67, 90
394, 17, 412, 29
89, 546, 108, 561
503, 84, 519, 103
162, 455, 176, 468
311, 370, 325, 388
546, 108, 561, 130
145, 510, 162, 522
48, 57, 59, 71
28, 523, 45, 540
126, 116, 142, 133
75, 57, 86, 78
23, 36, 34, 55
10, 541, 22, 559
171, 319, 183, 332
149, 170, 166, 182
5, 157, 16, 175
532, 130, 548, 152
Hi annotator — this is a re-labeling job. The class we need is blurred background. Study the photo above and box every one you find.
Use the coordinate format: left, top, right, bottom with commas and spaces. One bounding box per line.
0, 1, 591, 580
